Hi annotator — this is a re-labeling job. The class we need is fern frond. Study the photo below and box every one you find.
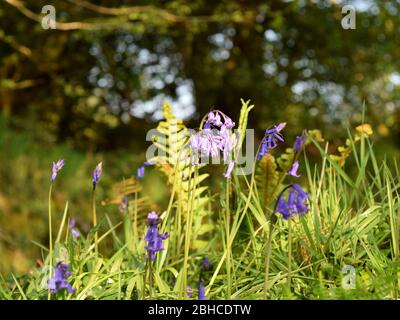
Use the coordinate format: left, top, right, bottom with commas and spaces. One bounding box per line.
149, 102, 212, 250
256, 154, 280, 206
237, 99, 255, 151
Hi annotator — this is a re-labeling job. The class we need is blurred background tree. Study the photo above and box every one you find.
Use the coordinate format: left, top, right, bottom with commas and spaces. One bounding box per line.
0, 0, 400, 273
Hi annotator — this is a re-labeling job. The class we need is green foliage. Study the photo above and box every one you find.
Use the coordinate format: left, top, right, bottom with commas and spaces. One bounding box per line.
149, 102, 212, 250
0, 104, 399, 300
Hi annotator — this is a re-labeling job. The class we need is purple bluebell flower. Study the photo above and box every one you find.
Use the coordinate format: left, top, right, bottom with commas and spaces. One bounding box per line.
224, 160, 235, 179
92, 162, 103, 190
187, 286, 194, 298
257, 123, 286, 160
206, 110, 235, 130
137, 166, 145, 179
190, 129, 223, 159
201, 258, 211, 271
48, 262, 76, 295
287, 160, 300, 177
145, 211, 169, 261
50, 159, 65, 183
68, 218, 80, 239
190, 113, 235, 163
275, 184, 310, 220
119, 196, 128, 213
294, 132, 307, 153
198, 280, 207, 300
190, 111, 236, 163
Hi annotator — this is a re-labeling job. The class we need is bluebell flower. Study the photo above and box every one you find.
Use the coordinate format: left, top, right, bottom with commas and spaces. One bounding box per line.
190, 129, 223, 159
48, 262, 75, 295
50, 159, 65, 183
187, 286, 194, 298
119, 196, 128, 213
224, 160, 235, 179
198, 280, 207, 300
201, 258, 211, 271
92, 162, 103, 190
287, 160, 300, 177
258, 123, 286, 160
68, 218, 80, 239
190, 111, 235, 163
206, 111, 235, 130
294, 132, 307, 153
145, 211, 169, 261
137, 166, 145, 179
275, 184, 310, 220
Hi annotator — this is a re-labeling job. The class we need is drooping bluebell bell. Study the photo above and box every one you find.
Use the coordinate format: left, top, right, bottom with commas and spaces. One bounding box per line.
187, 286, 194, 298
48, 262, 76, 295
92, 162, 103, 190
137, 166, 145, 179
294, 132, 307, 153
68, 218, 80, 239
275, 184, 310, 220
50, 159, 65, 183
201, 258, 211, 271
287, 160, 300, 178
198, 280, 206, 300
190, 111, 236, 163
206, 110, 235, 130
257, 123, 286, 160
145, 211, 169, 261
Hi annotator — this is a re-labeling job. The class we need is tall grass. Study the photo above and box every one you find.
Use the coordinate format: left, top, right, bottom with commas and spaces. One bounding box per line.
0, 106, 399, 300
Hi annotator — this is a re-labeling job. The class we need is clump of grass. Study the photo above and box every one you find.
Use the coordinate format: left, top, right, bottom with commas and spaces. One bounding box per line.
0, 101, 399, 300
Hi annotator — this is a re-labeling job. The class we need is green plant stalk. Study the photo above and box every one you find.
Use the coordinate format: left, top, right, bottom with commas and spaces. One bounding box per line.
47, 183, 53, 300
143, 257, 149, 300
133, 191, 138, 251
263, 222, 274, 299
92, 190, 98, 255
148, 257, 153, 299
287, 218, 292, 294
264, 184, 292, 299
226, 177, 231, 299
182, 165, 195, 298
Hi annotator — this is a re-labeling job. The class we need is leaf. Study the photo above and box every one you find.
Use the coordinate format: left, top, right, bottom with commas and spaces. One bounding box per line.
149, 102, 212, 248
237, 99, 255, 150
256, 153, 279, 206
